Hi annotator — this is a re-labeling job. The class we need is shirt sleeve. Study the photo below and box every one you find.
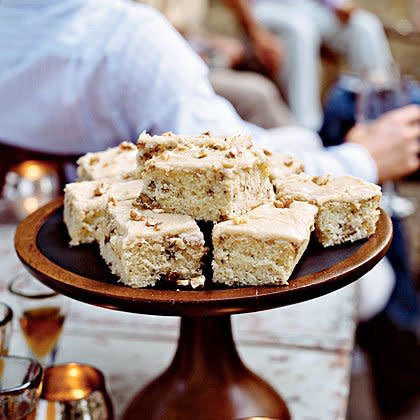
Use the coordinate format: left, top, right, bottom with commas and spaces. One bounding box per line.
112, 3, 378, 183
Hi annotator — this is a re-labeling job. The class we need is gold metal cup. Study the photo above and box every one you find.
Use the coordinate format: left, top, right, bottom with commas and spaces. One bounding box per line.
39, 363, 114, 420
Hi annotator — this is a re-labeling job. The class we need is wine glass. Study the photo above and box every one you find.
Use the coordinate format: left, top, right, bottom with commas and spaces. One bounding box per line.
357, 63, 416, 218
9, 273, 69, 366
0, 303, 13, 356
0, 355, 43, 420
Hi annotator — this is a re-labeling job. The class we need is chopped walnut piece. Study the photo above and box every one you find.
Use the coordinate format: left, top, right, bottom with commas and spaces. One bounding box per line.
176, 144, 189, 152
137, 193, 155, 209
283, 157, 294, 167
89, 156, 99, 165
145, 219, 161, 230
312, 174, 331, 186
195, 150, 208, 159
225, 147, 238, 159
130, 208, 145, 221
119, 141, 135, 151
274, 197, 293, 208
93, 183, 106, 197
232, 216, 248, 225
222, 160, 234, 169
191, 275, 205, 289
201, 130, 211, 136
108, 196, 117, 206
263, 148, 273, 157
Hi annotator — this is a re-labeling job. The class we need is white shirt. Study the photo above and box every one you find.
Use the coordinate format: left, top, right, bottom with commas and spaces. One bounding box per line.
0, 0, 377, 182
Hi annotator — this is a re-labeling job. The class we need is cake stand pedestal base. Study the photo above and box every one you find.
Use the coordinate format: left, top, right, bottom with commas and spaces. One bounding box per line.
122, 316, 291, 420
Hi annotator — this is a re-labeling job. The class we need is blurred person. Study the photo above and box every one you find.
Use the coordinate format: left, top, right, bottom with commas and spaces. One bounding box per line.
226, 0, 393, 130
137, 0, 292, 129
320, 77, 420, 417
0, 0, 417, 184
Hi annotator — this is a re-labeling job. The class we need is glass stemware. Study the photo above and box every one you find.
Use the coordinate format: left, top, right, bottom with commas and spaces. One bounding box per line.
0, 355, 43, 420
9, 273, 69, 365
0, 303, 13, 356
357, 63, 416, 218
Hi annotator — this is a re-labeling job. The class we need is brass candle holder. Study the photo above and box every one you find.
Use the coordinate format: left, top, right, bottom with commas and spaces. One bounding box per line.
39, 363, 114, 420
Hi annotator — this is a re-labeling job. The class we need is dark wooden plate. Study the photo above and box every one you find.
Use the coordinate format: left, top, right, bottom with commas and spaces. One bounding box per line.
15, 198, 392, 316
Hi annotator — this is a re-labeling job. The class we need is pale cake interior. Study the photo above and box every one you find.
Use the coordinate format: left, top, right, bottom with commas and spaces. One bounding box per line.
64, 179, 143, 246
212, 202, 317, 286
315, 197, 381, 247
143, 162, 273, 221
99, 201, 206, 288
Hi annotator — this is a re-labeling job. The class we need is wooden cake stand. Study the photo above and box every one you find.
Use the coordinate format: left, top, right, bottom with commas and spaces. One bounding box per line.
15, 198, 392, 420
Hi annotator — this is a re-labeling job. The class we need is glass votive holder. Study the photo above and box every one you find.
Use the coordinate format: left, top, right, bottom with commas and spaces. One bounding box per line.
0, 355, 43, 420
3, 160, 59, 220
0, 303, 13, 356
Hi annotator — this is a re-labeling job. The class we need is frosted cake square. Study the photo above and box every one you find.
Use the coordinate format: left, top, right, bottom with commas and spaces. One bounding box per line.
136, 131, 253, 173
139, 136, 274, 221
264, 150, 305, 181
273, 174, 382, 247
212, 201, 318, 286
76, 142, 137, 181
64, 179, 143, 246
99, 200, 206, 288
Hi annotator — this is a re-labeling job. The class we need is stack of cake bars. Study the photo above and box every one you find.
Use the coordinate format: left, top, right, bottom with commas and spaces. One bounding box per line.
64, 132, 381, 288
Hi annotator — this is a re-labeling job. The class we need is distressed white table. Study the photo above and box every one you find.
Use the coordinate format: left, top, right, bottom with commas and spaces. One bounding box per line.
1, 217, 358, 420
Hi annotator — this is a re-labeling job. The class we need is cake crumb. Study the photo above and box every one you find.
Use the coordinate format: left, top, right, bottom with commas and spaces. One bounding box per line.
191, 275, 205, 289
232, 216, 248, 225
312, 174, 331, 186
274, 197, 293, 208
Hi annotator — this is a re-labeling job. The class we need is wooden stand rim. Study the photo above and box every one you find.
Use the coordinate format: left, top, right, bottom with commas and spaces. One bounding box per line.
15, 198, 393, 316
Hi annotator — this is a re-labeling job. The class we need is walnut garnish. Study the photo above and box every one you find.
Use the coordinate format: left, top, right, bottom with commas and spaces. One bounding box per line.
108, 196, 117, 206
176, 144, 189, 152
195, 150, 208, 159
225, 147, 238, 159
201, 130, 211, 136
137, 193, 155, 209
191, 275, 205, 289
222, 160, 234, 169
89, 156, 99, 165
119, 141, 135, 151
283, 157, 294, 167
130, 208, 145, 221
232, 216, 248, 225
274, 196, 293, 208
312, 174, 331, 186
263, 148, 272, 157
93, 183, 106, 197
122, 173, 132, 180
145, 219, 162, 230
